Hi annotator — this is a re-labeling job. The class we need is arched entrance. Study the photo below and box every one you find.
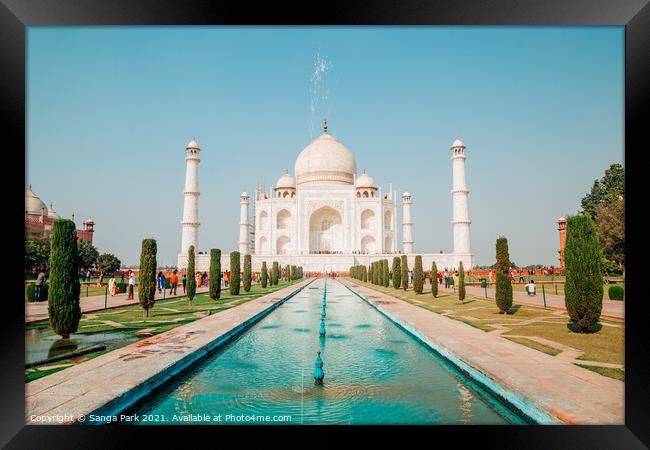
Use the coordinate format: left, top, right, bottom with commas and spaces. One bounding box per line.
309, 206, 343, 253
276, 236, 291, 255
361, 235, 376, 254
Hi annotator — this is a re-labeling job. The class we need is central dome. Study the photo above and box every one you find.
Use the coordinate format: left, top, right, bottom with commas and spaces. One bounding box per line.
295, 130, 356, 186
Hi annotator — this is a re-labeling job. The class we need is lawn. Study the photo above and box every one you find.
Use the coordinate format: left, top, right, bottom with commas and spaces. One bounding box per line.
25, 279, 302, 382
352, 280, 624, 381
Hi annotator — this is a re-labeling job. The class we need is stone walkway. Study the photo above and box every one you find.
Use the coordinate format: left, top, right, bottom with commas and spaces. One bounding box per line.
25, 286, 210, 323
25, 280, 311, 424
344, 280, 624, 424
438, 283, 624, 320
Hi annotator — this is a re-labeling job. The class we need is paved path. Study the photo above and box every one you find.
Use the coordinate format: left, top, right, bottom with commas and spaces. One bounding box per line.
26, 280, 311, 424
344, 280, 624, 425
436, 282, 624, 320
25, 286, 210, 323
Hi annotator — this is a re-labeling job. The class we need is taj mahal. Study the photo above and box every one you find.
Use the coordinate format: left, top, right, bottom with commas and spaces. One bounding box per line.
177, 120, 474, 272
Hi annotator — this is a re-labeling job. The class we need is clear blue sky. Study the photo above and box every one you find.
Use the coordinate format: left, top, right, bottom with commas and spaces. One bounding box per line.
27, 26, 623, 267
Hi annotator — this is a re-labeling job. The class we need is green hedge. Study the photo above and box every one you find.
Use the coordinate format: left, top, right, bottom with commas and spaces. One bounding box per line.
25, 282, 49, 302
608, 285, 624, 301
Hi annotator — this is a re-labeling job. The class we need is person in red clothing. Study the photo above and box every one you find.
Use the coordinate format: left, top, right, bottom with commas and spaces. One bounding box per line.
169, 270, 178, 295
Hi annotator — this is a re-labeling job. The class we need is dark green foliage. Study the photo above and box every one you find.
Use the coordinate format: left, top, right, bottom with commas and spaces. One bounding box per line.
368, 264, 374, 284
495, 237, 513, 313
581, 163, 625, 219
431, 261, 438, 298
26, 281, 49, 302
25, 236, 51, 274
458, 261, 466, 301
243, 254, 252, 292
209, 249, 221, 300
564, 215, 603, 331
96, 253, 121, 276
382, 259, 390, 287
378, 261, 384, 286
77, 239, 99, 273
261, 261, 268, 288
413, 255, 424, 294
401, 255, 408, 290
271, 261, 279, 286
47, 219, 81, 338
230, 252, 241, 295
138, 239, 157, 317
374, 261, 380, 285
608, 285, 624, 301
186, 245, 196, 303
363, 265, 367, 282
392, 257, 401, 289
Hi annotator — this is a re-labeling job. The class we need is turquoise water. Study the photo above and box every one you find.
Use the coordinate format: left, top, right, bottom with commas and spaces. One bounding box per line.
132, 279, 523, 424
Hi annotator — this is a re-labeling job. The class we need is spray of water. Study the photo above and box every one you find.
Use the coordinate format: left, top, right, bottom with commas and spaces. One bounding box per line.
309, 53, 333, 139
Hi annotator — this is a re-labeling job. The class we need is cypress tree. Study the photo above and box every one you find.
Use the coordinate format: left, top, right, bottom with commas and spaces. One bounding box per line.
368, 263, 374, 284
413, 255, 424, 294
230, 251, 241, 295
272, 261, 279, 286
401, 255, 408, 290
209, 248, 221, 300
495, 237, 513, 314
186, 245, 196, 304
48, 219, 81, 339
261, 261, 268, 288
458, 261, 466, 302
431, 261, 438, 298
374, 261, 380, 285
564, 214, 604, 332
363, 265, 368, 282
138, 239, 157, 317
392, 257, 401, 289
243, 254, 252, 292
377, 261, 384, 286
383, 259, 390, 287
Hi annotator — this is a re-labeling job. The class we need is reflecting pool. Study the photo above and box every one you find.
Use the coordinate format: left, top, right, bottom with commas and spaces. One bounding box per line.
132, 279, 523, 424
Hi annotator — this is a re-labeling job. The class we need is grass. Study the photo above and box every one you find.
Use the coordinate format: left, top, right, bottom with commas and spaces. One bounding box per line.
354, 280, 624, 381
510, 283, 624, 301
576, 364, 625, 382
25, 279, 301, 382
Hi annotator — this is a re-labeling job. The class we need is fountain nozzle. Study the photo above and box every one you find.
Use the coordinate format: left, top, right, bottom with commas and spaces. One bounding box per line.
313, 351, 324, 384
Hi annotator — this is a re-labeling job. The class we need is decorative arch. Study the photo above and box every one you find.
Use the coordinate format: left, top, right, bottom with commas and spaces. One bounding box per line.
363, 191, 369, 198
259, 210, 269, 230
276, 236, 291, 255
309, 206, 343, 253
384, 235, 393, 252
361, 235, 376, 253
258, 236, 269, 254
276, 209, 291, 230
361, 209, 375, 230
384, 210, 393, 230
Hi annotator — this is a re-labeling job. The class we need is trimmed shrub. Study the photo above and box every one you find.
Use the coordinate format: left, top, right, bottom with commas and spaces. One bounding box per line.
209, 248, 221, 300
272, 261, 279, 286
413, 255, 424, 294
243, 254, 252, 292
378, 261, 384, 286
495, 237, 513, 313
401, 255, 408, 290
187, 245, 196, 303
368, 263, 374, 284
431, 261, 438, 298
363, 265, 368, 282
26, 281, 49, 302
261, 261, 268, 288
138, 239, 157, 317
383, 259, 390, 287
230, 252, 241, 295
48, 219, 81, 338
564, 215, 603, 331
608, 284, 624, 301
458, 261, 466, 301
392, 257, 401, 289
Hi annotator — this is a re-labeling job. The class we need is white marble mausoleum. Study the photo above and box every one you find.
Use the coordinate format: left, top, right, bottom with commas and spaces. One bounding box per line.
177, 120, 475, 272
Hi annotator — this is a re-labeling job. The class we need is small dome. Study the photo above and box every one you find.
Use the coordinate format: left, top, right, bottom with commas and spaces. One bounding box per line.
84, 218, 95, 224
558, 216, 566, 222
294, 128, 357, 186
241, 191, 249, 198
402, 191, 411, 197
275, 172, 296, 189
355, 172, 376, 189
186, 138, 200, 150
451, 138, 465, 148
48, 204, 61, 220
25, 186, 48, 215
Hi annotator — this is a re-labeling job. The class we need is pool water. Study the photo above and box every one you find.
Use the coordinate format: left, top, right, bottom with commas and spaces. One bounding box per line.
132, 279, 523, 424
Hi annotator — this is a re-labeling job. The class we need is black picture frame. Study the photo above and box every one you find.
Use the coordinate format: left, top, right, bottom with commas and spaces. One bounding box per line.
2, 0, 648, 447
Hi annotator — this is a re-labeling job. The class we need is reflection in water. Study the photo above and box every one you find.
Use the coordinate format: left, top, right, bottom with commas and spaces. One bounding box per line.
132, 279, 523, 425
47, 339, 79, 359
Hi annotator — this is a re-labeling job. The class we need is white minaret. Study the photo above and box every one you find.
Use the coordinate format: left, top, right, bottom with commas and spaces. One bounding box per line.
239, 191, 250, 254
180, 138, 201, 255
402, 192, 413, 254
451, 138, 471, 254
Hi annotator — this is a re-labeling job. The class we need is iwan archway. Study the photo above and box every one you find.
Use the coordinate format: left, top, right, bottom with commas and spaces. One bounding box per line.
309, 206, 343, 253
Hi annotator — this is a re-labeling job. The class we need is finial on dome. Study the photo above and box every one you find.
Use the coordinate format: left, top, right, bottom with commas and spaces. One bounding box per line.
29, 184, 32, 191
323, 118, 328, 134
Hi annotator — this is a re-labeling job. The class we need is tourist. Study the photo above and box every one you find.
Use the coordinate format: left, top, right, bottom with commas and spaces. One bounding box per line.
182, 272, 187, 293
120, 271, 125, 283
438, 270, 443, 285
203, 271, 208, 286
603, 272, 610, 284
170, 270, 178, 295
35, 271, 46, 301
443, 269, 450, 288
452, 271, 459, 292
86, 270, 91, 282
108, 276, 115, 296
157, 271, 165, 294
525, 280, 536, 296
127, 271, 136, 300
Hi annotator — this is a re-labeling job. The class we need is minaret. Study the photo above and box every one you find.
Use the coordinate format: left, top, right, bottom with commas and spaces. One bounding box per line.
557, 217, 567, 268
180, 138, 201, 255
451, 138, 471, 254
402, 192, 413, 254
239, 191, 250, 254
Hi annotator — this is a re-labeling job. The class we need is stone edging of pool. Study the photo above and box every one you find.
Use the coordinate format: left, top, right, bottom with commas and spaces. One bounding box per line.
340, 279, 624, 425
26, 280, 313, 425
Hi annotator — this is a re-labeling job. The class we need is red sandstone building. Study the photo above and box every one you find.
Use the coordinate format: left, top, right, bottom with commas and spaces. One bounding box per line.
25, 186, 95, 243
557, 216, 567, 269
